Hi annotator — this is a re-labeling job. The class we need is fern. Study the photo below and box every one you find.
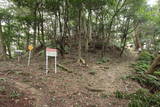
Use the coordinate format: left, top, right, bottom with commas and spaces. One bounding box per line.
115, 89, 160, 107
127, 51, 160, 106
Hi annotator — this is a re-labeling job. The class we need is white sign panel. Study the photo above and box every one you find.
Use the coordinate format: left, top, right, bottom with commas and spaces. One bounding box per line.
15, 50, 23, 53
46, 48, 57, 74
46, 48, 57, 56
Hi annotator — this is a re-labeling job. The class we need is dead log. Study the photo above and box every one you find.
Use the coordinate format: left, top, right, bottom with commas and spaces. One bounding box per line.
77, 58, 88, 67
57, 64, 72, 73
85, 86, 105, 92
147, 55, 160, 74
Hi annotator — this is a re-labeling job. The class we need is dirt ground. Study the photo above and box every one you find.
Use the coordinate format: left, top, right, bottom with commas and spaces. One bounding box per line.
0, 50, 141, 107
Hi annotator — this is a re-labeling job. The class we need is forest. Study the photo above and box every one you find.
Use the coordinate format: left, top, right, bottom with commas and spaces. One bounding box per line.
0, 0, 160, 107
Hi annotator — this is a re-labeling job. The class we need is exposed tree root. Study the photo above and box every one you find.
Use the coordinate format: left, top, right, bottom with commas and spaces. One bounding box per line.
147, 55, 160, 74
77, 58, 88, 66
57, 63, 73, 73
85, 86, 105, 92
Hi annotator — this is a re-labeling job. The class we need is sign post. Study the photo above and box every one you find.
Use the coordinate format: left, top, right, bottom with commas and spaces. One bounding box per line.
28, 45, 33, 66
46, 48, 57, 74
15, 50, 23, 62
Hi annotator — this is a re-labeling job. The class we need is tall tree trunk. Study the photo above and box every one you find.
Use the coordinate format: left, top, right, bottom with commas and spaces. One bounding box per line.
41, 10, 45, 45
63, 0, 68, 38
54, 13, 57, 40
37, 9, 43, 45
147, 55, 160, 74
0, 20, 6, 60
7, 20, 12, 58
7, 45, 11, 58
58, 9, 63, 38
50, 13, 57, 46
85, 9, 92, 53
26, 26, 30, 50
101, 14, 106, 57
120, 35, 127, 56
78, 9, 82, 61
33, 8, 37, 47
133, 27, 142, 50
120, 18, 130, 56
77, 8, 86, 65
83, 14, 88, 53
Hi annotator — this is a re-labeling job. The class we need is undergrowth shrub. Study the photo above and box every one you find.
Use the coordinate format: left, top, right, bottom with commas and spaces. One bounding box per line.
138, 51, 154, 62
115, 89, 160, 107
131, 51, 160, 92
132, 51, 154, 73
121, 51, 160, 106
96, 57, 110, 64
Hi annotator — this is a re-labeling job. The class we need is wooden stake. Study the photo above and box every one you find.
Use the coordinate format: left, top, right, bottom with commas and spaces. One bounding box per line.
28, 51, 31, 66
46, 55, 48, 75
55, 56, 57, 73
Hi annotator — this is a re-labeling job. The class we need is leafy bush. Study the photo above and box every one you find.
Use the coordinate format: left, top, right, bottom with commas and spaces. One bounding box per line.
88, 70, 96, 75
96, 57, 110, 64
138, 51, 154, 63
132, 62, 148, 73
10, 91, 21, 99
0, 78, 6, 82
115, 89, 160, 107
132, 51, 154, 73
154, 71, 160, 76
0, 86, 6, 93
131, 51, 160, 92
114, 90, 125, 99
125, 51, 160, 106
130, 74, 160, 91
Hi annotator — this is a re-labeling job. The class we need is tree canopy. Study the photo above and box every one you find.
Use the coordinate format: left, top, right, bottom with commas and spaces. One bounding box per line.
0, 0, 159, 60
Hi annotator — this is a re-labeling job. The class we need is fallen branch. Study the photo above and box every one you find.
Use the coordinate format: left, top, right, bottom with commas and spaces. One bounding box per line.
77, 58, 88, 67
57, 64, 72, 73
85, 86, 105, 92
147, 55, 160, 74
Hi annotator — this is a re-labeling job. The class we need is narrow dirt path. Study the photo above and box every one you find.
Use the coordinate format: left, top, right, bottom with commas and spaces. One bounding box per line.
87, 55, 141, 94
0, 77, 49, 107
0, 51, 140, 107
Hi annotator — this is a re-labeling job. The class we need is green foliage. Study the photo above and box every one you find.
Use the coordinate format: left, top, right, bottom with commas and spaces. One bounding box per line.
96, 57, 110, 64
154, 71, 160, 76
132, 51, 154, 73
88, 70, 96, 75
0, 78, 6, 82
131, 51, 160, 91
138, 51, 154, 62
114, 90, 125, 99
130, 74, 160, 92
1, 0, 148, 58
127, 51, 160, 106
132, 62, 148, 73
100, 93, 109, 98
10, 90, 21, 99
0, 86, 6, 93
115, 89, 160, 107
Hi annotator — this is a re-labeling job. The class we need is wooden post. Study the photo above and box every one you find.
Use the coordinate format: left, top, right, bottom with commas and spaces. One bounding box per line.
55, 56, 57, 73
28, 50, 31, 66
46, 55, 48, 75
27, 45, 33, 66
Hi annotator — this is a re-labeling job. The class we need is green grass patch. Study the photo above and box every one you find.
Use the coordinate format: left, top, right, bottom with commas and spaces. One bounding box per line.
0, 86, 6, 93
96, 57, 110, 64
10, 90, 22, 99
88, 70, 96, 75
0, 78, 6, 82
115, 89, 160, 107
126, 51, 160, 106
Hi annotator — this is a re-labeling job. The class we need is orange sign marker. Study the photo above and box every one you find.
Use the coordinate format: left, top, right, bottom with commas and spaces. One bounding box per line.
28, 45, 33, 51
